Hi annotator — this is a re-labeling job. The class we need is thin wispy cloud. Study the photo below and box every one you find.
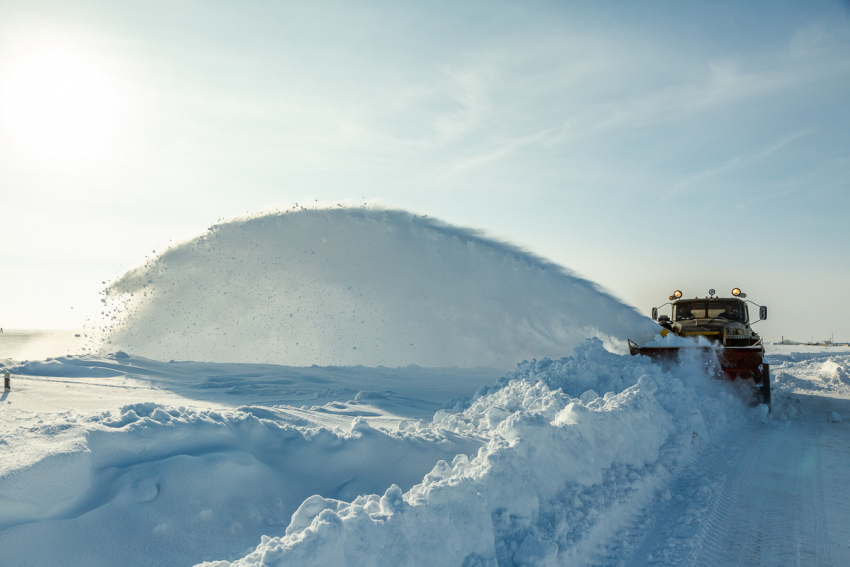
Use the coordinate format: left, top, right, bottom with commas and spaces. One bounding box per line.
437, 128, 557, 180
669, 130, 811, 195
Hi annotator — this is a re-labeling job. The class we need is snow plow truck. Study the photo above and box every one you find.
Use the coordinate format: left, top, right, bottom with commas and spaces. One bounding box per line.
629, 288, 770, 408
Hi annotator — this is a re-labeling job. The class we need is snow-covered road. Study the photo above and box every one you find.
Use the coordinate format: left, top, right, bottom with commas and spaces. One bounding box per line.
2, 344, 850, 567
615, 388, 850, 567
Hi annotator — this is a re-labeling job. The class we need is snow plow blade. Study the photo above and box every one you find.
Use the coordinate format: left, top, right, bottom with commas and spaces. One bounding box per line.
628, 340, 761, 376
628, 339, 770, 406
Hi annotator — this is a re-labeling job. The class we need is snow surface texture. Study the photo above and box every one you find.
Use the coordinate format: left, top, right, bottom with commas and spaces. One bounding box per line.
0, 403, 480, 566
3, 343, 850, 566
770, 351, 850, 393
192, 339, 753, 567
92, 207, 657, 367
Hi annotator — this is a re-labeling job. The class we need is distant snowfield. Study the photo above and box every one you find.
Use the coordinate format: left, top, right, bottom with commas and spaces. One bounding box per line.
0, 330, 82, 361
2, 343, 850, 567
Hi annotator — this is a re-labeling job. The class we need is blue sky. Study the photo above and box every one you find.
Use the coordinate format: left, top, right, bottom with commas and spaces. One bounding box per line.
1, 0, 849, 342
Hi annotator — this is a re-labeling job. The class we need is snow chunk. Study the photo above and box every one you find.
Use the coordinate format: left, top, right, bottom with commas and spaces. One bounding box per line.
286, 495, 348, 536
348, 416, 372, 434
579, 389, 600, 405
514, 534, 558, 566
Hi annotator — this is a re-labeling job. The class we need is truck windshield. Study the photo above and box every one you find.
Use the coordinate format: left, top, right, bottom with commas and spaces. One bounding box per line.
708, 302, 742, 320
675, 302, 705, 320
675, 302, 743, 321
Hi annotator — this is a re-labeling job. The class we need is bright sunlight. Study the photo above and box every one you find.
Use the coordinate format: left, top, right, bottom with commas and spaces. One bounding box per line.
0, 48, 118, 161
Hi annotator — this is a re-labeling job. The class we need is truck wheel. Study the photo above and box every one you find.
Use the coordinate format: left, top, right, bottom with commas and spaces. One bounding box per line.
761, 363, 771, 410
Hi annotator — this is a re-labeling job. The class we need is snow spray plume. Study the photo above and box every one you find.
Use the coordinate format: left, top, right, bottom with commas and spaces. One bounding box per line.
94, 207, 657, 367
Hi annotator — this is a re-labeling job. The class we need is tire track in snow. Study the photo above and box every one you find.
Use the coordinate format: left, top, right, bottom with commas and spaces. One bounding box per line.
599, 434, 741, 567
666, 434, 755, 567
680, 425, 832, 567
687, 439, 756, 567
614, 403, 839, 567
812, 428, 834, 567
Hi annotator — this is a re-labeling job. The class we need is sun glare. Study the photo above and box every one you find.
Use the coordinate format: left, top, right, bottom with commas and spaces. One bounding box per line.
0, 48, 118, 161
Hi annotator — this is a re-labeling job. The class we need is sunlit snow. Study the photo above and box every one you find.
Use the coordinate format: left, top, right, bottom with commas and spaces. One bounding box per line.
2, 208, 850, 567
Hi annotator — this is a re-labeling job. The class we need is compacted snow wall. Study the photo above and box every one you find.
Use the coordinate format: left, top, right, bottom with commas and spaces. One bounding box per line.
94, 207, 656, 367
195, 339, 751, 567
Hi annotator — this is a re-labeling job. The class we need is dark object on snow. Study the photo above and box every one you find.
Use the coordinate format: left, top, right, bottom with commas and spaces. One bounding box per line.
4, 371, 10, 391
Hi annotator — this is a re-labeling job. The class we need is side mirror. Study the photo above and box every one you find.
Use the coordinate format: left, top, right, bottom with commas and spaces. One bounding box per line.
759, 306, 768, 321
651, 307, 658, 321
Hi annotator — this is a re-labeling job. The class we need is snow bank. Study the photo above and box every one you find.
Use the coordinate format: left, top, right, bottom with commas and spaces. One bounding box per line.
5, 344, 845, 566
14, 358, 125, 378
93, 207, 656, 367
768, 352, 850, 394
0, 403, 480, 566
197, 339, 746, 567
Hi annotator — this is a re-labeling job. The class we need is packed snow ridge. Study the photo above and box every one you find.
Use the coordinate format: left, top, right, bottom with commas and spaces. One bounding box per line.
192, 338, 759, 567
2, 338, 778, 567
92, 206, 656, 367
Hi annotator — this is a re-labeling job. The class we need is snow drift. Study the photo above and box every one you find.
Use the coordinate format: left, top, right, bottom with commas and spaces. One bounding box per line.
193, 339, 749, 567
6, 341, 827, 567
0, 402, 481, 566
94, 207, 656, 367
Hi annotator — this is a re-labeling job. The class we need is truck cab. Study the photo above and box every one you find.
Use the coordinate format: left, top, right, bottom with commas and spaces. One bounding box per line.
653, 290, 767, 348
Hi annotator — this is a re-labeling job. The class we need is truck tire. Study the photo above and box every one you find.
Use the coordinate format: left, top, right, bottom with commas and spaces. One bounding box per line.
761, 363, 771, 410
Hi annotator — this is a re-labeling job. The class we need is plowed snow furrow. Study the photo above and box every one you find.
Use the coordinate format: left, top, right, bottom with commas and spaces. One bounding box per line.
813, 438, 833, 567
612, 395, 844, 567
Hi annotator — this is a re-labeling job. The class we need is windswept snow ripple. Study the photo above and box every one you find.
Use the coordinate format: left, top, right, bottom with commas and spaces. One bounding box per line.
0, 402, 481, 566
